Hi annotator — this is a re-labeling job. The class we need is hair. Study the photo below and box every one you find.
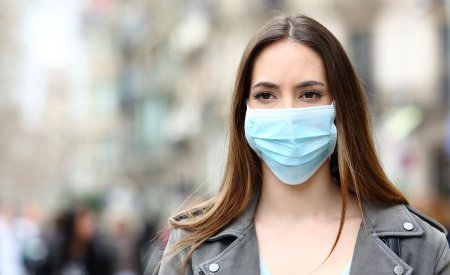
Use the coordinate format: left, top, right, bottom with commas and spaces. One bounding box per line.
165, 14, 408, 273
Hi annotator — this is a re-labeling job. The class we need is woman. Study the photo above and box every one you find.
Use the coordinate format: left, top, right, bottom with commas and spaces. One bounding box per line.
158, 14, 450, 274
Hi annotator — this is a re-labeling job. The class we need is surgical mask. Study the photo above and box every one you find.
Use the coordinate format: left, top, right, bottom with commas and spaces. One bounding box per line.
244, 103, 337, 185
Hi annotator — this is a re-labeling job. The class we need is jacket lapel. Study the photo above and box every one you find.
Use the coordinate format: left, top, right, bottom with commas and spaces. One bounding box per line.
198, 195, 260, 275
350, 223, 413, 275
199, 223, 260, 275
349, 202, 423, 275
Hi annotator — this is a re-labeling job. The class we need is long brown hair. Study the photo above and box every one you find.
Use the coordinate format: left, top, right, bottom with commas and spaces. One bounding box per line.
165, 14, 408, 273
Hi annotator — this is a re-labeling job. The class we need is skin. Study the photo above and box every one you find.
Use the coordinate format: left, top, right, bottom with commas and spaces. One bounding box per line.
250, 40, 362, 275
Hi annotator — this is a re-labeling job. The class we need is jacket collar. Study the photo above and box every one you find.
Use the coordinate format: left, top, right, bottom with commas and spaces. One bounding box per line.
207, 193, 259, 241
362, 200, 424, 237
199, 195, 260, 275
350, 201, 427, 275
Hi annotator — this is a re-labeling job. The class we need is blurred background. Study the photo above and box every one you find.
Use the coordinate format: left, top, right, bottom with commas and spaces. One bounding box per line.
0, 0, 450, 274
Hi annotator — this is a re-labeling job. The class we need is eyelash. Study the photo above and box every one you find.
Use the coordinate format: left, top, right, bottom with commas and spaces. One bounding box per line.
301, 90, 322, 99
253, 91, 275, 100
252, 90, 323, 101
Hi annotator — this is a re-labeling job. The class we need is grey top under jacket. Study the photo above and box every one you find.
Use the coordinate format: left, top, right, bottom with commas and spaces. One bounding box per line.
158, 195, 450, 275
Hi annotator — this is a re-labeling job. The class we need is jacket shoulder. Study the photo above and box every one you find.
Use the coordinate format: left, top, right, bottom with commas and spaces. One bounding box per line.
157, 227, 192, 275
405, 204, 448, 235
403, 205, 450, 274
167, 226, 191, 244
361, 202, 450, 274
363, 201, 447, 238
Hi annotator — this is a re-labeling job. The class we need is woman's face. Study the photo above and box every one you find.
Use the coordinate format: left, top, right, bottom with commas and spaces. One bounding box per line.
248, 40, 333, 109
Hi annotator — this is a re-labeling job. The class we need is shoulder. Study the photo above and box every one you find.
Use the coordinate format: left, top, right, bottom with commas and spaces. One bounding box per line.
404, 204, 447, 235
164, 205, 211, 256
363, 202, 449, 269
363, 201, 447, 235
166, 225, 191, 246
363, 201, 448, 251
157, 227, 192, 275
401, 204, 450, 272
358, 202, 450, 273
402, 204, 449, 258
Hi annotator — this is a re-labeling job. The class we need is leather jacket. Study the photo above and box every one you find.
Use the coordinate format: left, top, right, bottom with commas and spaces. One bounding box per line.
159, 196, 450, 275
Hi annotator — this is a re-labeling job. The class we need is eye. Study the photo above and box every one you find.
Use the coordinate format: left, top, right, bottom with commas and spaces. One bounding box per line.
300, 90, 322, 102
254, 92, 276, 101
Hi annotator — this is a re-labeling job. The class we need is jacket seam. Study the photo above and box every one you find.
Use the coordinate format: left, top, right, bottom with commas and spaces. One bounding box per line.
363, 203, 376, 229
434, 232, 447, 274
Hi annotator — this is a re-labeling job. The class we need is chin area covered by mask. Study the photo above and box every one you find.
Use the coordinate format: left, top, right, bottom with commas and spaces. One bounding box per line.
244, 103, 337, 185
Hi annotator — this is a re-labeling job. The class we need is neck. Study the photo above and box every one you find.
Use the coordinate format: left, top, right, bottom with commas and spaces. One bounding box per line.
256, 160, 343, 222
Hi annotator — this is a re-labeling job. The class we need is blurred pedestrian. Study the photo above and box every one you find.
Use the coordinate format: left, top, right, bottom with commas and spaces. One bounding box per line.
0, 203, 27, 275
158, 14, 450, 274
16, 203, 49, 274
37, 206, 116, 275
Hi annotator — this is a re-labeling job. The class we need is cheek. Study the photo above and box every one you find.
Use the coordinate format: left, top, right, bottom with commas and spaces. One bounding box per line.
247, 98, 258, 108
322, 95, 334, 104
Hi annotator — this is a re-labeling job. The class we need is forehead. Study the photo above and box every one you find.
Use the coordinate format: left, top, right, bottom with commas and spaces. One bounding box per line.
251, 40, 326, 85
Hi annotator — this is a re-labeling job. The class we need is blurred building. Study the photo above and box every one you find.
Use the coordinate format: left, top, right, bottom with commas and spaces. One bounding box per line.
0, 0, 448, 229
328, 0, 450, 205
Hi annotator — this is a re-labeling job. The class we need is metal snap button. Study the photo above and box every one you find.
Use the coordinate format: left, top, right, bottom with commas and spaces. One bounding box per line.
208, 263, 220, 273
403, 222, 414, 231
394, 265, 404, 275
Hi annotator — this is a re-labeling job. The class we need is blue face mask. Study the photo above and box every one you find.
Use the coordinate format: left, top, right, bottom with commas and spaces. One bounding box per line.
244, 103, 337, 185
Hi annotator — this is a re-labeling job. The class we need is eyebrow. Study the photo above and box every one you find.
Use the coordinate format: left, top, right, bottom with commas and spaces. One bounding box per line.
252, 80, 326, 90
295, 80, 325, 88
